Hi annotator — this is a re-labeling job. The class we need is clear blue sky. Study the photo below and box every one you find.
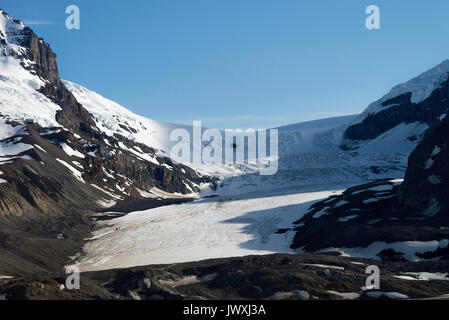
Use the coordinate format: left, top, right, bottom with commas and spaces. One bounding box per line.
3, 0, 449, 128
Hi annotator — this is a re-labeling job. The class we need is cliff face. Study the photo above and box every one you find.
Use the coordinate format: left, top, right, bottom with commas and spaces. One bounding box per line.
19, 28, 60, 84
39, 83, 99, 134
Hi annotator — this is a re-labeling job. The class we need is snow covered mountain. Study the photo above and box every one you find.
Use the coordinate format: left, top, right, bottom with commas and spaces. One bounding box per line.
61, 81, 404, 198
0, 9, 205, 200
276, 59, 449, 157
61, 60, 449, 188
282, 61, 449, 261
0, 9, 209, 275
0, 10, 61, 128
62, 80, 192, 155
289, 114, 449, 261
342, 60, 449, 152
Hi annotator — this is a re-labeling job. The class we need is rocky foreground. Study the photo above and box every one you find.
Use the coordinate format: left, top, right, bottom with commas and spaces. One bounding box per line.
1, 253, 449, 300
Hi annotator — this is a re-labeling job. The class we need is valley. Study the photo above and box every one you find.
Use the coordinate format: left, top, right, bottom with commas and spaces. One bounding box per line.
1, 7, 449, 300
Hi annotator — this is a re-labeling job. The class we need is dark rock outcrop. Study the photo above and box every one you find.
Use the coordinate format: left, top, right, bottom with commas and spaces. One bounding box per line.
398, 116, 449, 214
344, 76, 449, 142
3, 253, 449, 300
18, 27, 60, 84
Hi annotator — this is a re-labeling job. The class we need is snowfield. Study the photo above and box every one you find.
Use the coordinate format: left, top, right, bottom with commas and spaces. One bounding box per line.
79, 186, 346, 271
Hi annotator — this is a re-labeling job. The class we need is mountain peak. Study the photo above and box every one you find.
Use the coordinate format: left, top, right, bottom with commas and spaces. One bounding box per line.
0, 8, 60, 85
364, 58, 449, 116
0, 9, 26, 50
343, 58, 449, 146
